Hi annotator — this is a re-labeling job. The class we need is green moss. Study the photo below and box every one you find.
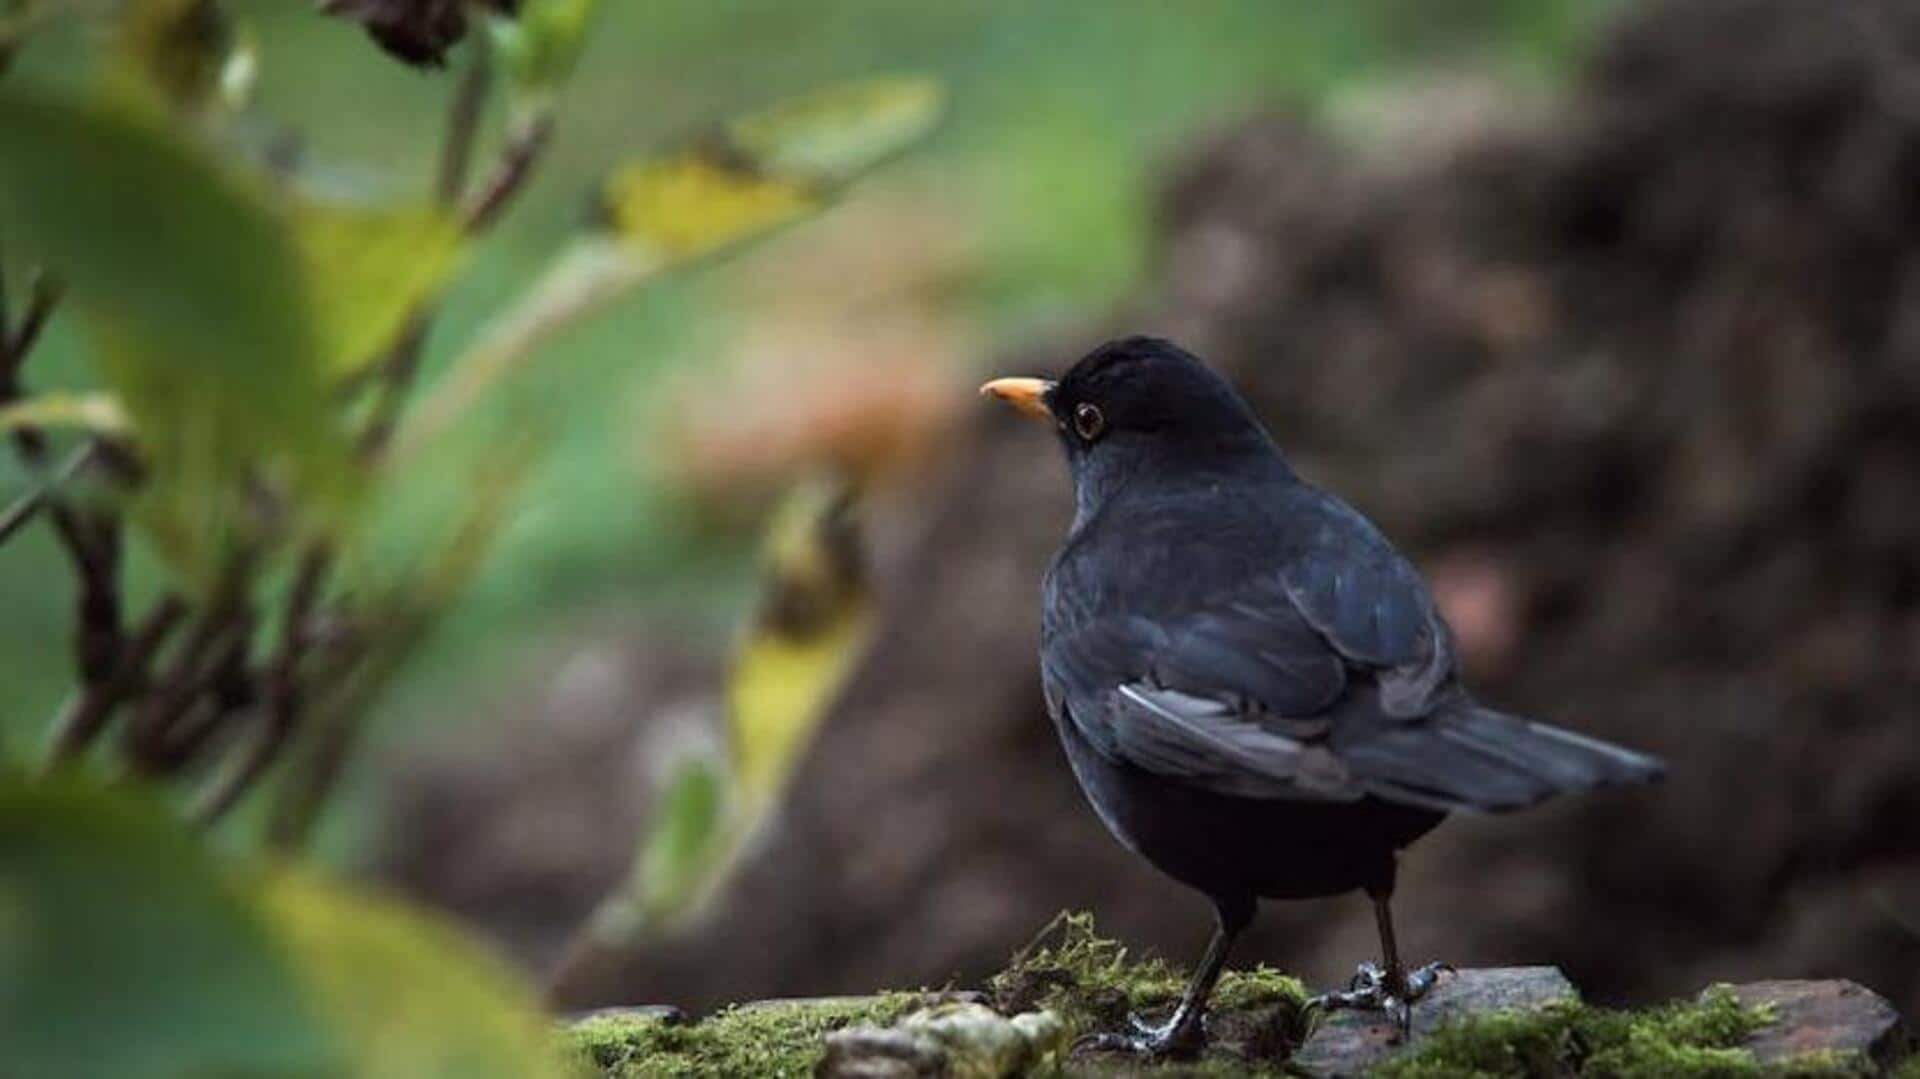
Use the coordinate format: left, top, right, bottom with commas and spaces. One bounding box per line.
564, 992, 924, 1078
1890, 1052, 1920, 1079
986, 910, 1306, 1037
1213, 963, 1311, 1012
1372, 985, 1876, 1079
985, 911, 1309, 1074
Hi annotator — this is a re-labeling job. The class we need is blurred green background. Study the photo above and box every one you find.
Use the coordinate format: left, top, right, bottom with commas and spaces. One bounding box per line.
0, 0, 1607, 822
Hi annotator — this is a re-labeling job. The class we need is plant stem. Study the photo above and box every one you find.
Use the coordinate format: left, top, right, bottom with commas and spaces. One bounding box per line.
189, 544, 327, 826
42, 595, 189, 769
463, 114, 553, 232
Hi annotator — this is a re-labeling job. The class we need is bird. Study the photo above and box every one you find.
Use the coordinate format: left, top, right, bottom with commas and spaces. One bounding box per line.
980, 336, 1664, 1056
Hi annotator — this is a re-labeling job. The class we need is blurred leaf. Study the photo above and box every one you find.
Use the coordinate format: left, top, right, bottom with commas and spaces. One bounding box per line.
487, 0, 598, 115
728, 478, 871, 809
727, 76, 943, 182
601, 151, 821, 262
0, 392, 129, 437
113, 0, 254, 112
0, 781, 338, 1079
257, 868, 568, 1079
0, 87, 351, 584
632, 754, 727, 926
291, 200, 466, 377
394, 76, 943, 458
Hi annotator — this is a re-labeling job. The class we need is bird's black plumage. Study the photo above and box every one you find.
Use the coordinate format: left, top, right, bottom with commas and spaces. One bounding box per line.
987, 336, 1664, 1054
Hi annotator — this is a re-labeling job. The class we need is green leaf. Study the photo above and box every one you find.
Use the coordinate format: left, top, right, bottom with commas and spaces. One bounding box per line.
633, 754, 728, 924
0, 87, 351, 583
488, 0, 599, 113
0, 392, 129, 437
0, 781, 338, 1079
256, 868, 569, 1079
291, 200, 466, 378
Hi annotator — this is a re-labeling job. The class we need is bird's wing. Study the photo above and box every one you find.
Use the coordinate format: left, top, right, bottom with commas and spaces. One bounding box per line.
1278, 539, 1453, 718
1041, 597, 1364, 801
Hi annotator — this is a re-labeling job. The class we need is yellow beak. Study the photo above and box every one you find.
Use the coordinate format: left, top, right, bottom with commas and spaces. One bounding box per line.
979, 377, 1055, 421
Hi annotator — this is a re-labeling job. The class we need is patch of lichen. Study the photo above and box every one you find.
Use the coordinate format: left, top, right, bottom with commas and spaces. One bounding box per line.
564, 992, 924, 1077
1373, 985, 1873, 1079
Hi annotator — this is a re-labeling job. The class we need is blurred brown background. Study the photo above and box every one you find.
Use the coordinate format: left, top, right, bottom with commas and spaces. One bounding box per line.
376, 0, 1920, 1020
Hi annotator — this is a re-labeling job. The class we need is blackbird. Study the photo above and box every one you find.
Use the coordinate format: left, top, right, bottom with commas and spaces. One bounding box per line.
982, 336, 1664, 1055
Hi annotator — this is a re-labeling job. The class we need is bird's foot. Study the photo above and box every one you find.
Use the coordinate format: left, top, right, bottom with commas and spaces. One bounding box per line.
1072, 1009, 1208, 1058
1306, 960, 1453, 1042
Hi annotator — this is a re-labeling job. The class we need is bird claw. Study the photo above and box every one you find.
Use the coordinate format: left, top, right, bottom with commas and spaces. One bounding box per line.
1072, 1011, 1208, 1058
1307, 961, 1453, 1042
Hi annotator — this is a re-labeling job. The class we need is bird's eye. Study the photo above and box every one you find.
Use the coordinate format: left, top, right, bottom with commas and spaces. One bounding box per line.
1073, 402, 1106, 441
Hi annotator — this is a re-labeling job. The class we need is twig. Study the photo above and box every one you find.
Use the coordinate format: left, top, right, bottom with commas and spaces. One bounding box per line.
42, 595, 190, 768
462, 115, 554, 232
8, 271, 59, 377
190, 544, 329, 826
0, 442, 91, 546
117, 541, 254, 761
355, 316, 430, 459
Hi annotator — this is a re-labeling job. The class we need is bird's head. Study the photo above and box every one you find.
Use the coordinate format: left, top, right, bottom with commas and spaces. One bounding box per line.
981, 337, 1281, 508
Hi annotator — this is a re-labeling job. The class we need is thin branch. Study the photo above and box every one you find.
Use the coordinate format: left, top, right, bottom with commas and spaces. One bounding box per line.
462, 115, 553, 232
123, 550, 254, 766
41, 595, 189, 769
8, 271, 59, 376
0, 442, 91, 546
190, 544, 329, 826
354, 316, 430, 459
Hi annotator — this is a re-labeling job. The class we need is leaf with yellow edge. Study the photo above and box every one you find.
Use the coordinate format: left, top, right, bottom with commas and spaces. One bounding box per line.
574, 480, 870, 948
256, 868, 569, 1079
291, 200, 466, 377
728, 478, 870, 810
601, 152, 820, 262
395, 76, 942, 458
0, 392, 129, 437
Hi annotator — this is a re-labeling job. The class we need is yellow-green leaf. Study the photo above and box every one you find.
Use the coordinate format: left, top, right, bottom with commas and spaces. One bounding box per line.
257, 868, 568, 1079
601, 152, 821, 262
0, 781, 339, 1078
292, 200, 466, 377
0, 392, 129, 437
394, 77, 942, 456
0, 87, 350, 584
728, 479, 871, 809
113, 0, 247, 112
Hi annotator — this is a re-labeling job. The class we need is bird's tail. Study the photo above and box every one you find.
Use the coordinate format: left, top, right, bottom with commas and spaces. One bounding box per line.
1345, 703, 1666, 814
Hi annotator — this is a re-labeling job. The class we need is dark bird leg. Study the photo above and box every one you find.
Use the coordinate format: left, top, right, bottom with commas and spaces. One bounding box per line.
1077, 895, 1253, 1057
1309, 884, 1451, 1041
